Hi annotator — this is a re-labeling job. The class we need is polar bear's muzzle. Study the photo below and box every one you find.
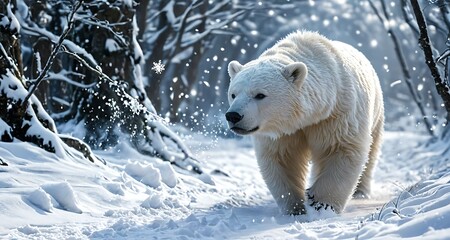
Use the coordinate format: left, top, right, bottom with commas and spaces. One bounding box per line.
225, 111, 259, 135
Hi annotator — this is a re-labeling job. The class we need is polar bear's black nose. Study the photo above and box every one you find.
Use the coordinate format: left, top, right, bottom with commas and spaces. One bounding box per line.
225, 112, 243, 124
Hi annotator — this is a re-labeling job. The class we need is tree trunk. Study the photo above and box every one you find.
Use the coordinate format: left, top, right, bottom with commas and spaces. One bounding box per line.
0, 0, 49, 150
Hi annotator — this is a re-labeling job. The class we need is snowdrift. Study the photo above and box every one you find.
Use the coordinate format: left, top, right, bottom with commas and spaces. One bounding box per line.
1, 131, 450, 239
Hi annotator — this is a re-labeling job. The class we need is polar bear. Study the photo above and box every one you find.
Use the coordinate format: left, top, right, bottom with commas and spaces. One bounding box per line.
225, 31, 384, 215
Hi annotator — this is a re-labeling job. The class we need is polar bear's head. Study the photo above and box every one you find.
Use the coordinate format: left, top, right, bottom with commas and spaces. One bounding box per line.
226, 59, 308, 138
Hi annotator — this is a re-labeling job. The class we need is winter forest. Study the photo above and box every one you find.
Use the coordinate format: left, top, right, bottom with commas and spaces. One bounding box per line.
1, 0, 450, 239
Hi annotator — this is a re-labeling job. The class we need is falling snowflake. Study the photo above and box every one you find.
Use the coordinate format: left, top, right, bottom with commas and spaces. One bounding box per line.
151, 60, 165, 74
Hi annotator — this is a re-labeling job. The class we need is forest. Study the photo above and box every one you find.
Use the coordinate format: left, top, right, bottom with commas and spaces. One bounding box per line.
1, 0, 450, 239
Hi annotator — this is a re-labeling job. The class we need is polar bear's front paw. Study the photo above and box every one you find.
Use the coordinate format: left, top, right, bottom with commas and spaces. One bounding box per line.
287, 206, 306, 215
283, 201, 307, 215
307, 193, 335, 212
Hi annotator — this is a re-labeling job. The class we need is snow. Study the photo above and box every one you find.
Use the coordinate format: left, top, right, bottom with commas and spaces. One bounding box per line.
28, 188, 54, 213
0, 15, 8, 28
1, 130, 450, 239
6, 3, 20, 33
105, 39, 120, 53
23, 106, 67, 157
40, 182, 83, 214
0, 70, 28, 101
141, 194, 164, 209
0, 119, 12, 138
125, 161, 163, 188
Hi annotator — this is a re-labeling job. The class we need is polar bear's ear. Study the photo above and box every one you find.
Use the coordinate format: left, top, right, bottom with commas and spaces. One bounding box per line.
283, 62, 308, 88
228, 60, 243, 80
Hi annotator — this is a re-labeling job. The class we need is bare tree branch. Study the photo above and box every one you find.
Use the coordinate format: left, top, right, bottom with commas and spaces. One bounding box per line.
22, 0, 83, 109
401, 0, 420, 35
0, 43, 21, 77
410, 0, 450, 122
369, 0, 435, 135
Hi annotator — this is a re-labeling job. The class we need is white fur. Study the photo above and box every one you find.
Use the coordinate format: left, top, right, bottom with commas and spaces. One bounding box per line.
226, 31, 384, 214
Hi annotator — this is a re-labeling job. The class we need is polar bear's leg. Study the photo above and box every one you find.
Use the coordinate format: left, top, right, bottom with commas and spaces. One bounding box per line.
354, 119, 384, 198
255, 135, 310, 215
258, 157, 309, 215
308, 147, 368, 213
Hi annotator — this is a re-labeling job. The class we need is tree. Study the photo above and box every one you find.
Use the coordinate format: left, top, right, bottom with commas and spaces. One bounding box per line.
0, 0, 99, 164
2, 0, 202, 173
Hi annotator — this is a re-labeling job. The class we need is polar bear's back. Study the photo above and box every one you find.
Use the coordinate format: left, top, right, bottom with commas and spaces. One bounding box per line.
261, 31, 383, 131
332, 40, 384, 129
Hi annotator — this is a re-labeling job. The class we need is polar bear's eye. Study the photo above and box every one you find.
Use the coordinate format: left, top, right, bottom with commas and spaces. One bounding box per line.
231, 94, 236, 99
255, 93, 266, 100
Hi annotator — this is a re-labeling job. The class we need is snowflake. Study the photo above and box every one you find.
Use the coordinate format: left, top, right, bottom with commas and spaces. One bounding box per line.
151, 60, 165, 74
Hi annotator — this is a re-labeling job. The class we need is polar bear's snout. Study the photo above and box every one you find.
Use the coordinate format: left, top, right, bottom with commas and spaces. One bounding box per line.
225, 110, 259, 135
225, 111, 243, 124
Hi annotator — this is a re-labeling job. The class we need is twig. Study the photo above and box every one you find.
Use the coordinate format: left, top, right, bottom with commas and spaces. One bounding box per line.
0, 43, 21, 76
21, 0, 83, 109
401, 0, 420, 35
446, 57, 450, 87
0, 157, 8, 166
46, 71, 96, 89
438, 0, 450, 30
170, 0, 202, 57
76, 17, 128, 47
437, 49, 450, 87
61, 49, 111, 81
437, 1, 450, 98
410, 0, 450, 121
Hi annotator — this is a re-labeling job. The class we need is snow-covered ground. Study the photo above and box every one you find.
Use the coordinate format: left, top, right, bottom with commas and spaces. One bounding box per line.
1, 130, 450, 239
